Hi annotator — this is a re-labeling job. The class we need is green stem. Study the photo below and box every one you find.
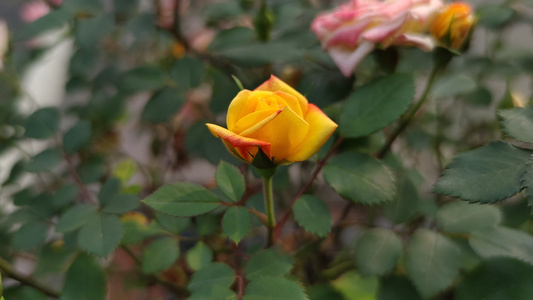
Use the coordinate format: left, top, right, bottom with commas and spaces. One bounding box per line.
377, 66, 440, 159
262, 176, 276, 247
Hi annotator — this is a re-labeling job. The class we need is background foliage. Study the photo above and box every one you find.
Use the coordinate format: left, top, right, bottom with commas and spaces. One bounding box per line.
0, 0, 533, 299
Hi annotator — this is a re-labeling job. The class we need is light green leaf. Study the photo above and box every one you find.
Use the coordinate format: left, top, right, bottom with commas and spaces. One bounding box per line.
188, 263, 235, 292
142, 237, 179, 273
323, 152, 396, 205
243, 277, 308, 300
222, 206, 251, 244
355, 228, 402, 276
113, 158, 137, 184
433, 141, 532, 203
24, 107, 61, 139
431, 74, 477, 98
56, 204, 98, 233
245, 249, 294, 281
456, 258, 533, 300
78, 213, 123, 257
186, 242, 213, 271
469, 226, 533, 266
25, 148, 63, 173
215, 161, 245, 202
331, 271, 378, 300
12, 221, 48, 251
142, 183, 222, 217
406, 229, 462, 298
60, 254, 106, 300
340, 73, 414, 138
63, 121, 92, 154
141, 88, 185, 124
293, 195, 331, 237
499, 104, 533, 143
436, 201, 501, 233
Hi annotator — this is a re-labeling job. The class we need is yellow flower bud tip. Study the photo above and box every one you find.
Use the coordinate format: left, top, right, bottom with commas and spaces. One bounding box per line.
431, 2, 475, 50
121, 212, 148, 225
207, 75, 337, 165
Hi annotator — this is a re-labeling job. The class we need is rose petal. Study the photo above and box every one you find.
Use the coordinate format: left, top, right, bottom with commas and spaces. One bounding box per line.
328, 41, 375, 77
285, 104, 338, 162
226, 89, 254, 130
394, 33, 435, 50
232, 108, 282, 135
255, 75, 308, 116
206, 123, 271, 162
274, 91, 303, 117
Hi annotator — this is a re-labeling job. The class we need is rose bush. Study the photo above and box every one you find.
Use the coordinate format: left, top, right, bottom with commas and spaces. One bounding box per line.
430, 2, 475, 50
206, 75, 337, 164
311, 0, 443, 76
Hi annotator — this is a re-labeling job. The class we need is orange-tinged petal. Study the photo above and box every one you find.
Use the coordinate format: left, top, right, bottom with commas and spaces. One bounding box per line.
255, 75, 308, 115
226, 89, 254, 130
206, 123, 271, 162
285, 104, 338, 162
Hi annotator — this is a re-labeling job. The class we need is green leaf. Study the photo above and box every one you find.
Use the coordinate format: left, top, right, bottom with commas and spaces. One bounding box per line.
75, 14, 113, 48
101, 194, 139, 214
293, 195, 331, 237
245, 249, 294, 281
113, 158, 137, 184
340, 73, 414, 138
463, 86, 492, 107
63, 121, 92, 154
188, 285, 238, 300
170, 57, 205, 91
142, 237, 179, 273
215, 161, 245, 202
323, 152, 396, 205
2, 159, 26, 186
377, 275, 422, 300
98, 178, 121, 205
35, 242, 76, 276
436, 201, 501, 233
56, 204, 98, 233
188, 263, 235, 292
60, 254, 106, 300
142, 183, 222, 217
78, 213, 123, 257
406, 229, 462, 298
431, 74, 477, 98
456, 258, 533, 300
355, 228, 402, 276
222, 206, 252, 244
523, 168, 533, 212
53, 184, 79, 208
433, 141, 533, 203
12, 221, 48, 251
499, 105, 533, 143
24, 107, 61, 140
17, 9, 74, 40
469, 226, 533, 266
116, 65, 168, 94
243, 277, 308, 300
383, 175, 419, 224
477, 5, 515, 29
141, 87, 185, 124
155, 212, 189, 234
331, 271, 378, 300
25, 148, 63, 173
208, 27, 255, 51
218, 42, 304, 67
186, 242, 213, 271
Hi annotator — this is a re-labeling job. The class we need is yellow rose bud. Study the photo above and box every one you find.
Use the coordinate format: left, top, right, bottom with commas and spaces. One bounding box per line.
431, 2, 475, 50
207, 75, 337, 165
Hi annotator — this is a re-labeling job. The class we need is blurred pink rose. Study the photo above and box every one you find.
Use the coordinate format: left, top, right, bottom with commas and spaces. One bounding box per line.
311, 0, 443, 76
21, 1, 50, 23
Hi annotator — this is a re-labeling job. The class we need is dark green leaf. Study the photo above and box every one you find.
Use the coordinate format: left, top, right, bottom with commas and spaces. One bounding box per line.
478, 5, 515, 29
469, 226, 533, 265
243, 277, 308, 300
142, 237, 179, 273
431, 74, 477, 98
116, 66, 168, 94
188, 285, 237, 300
499, 104, 533, 143
101, 194, 139, 214
60, 254, 106, 300
245, 249, 294, 281
25, 148, 62, 173
186, 242, 213, 271
53, 184, 79, 208
170, 57, 205, 91
56, 204, 98, 233
35, 243, 75, 276
141, 88, 185, 124
340, 73, 414, 138
436, 201, 501, 233
523, 168, 533, 213
24, 107, 61, 139
63, 121, 92, 154
12, 221, 48, 251
142, 183, 222, 217
188, 263, 235, 292
78, 213, 123, 257
383, 175, 419, 224
331, 271, 378, 300
17, 9, 73, 40
433, 141, 533, 203
2, 160, 26, 186
323, 152, 396, 205
293, 195, 331, 237
222, 206, 251, 244
218, 43, 304, 67
215, 161, 245, 202
155, 212, 189, 234
208, 27, 255, 51
464, 86, 492, 107
456, 258, 533, 300
75, 14, 113, 48
406, 229, 462, 298
307, 285, 344, 300
377, 275, 422, 300
355, 228, 402, 276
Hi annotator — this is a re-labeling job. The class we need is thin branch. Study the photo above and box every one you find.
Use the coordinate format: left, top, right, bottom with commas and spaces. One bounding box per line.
0, 257, 60, 298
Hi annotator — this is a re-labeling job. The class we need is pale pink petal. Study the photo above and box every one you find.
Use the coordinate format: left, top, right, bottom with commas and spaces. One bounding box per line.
362, 14, 407, 42
328, 41, 375, 77
394, 33, 435, 51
